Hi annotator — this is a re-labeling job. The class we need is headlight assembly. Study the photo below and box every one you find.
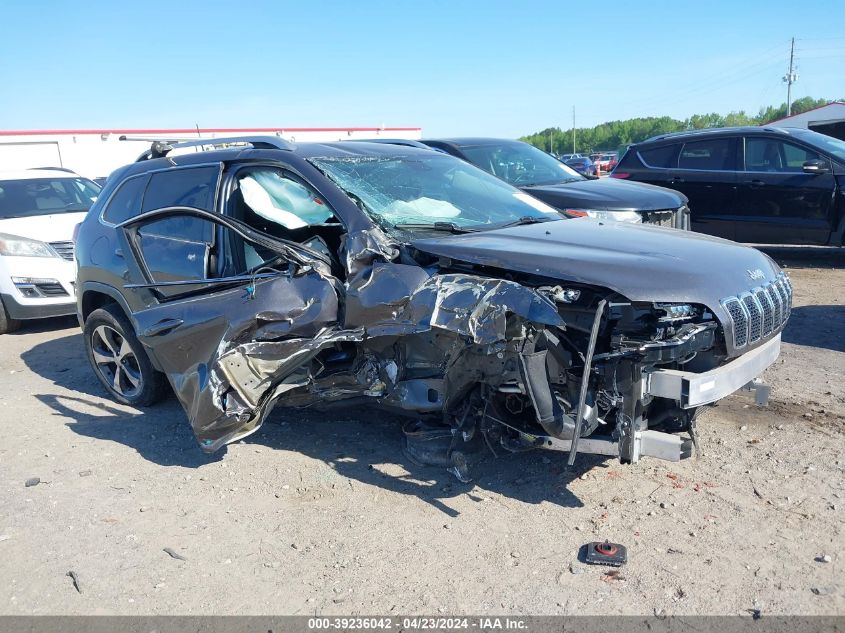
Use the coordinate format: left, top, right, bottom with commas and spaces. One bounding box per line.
655, 303, 698, 321
0, 232, 57, 258
563, 209, 642, 223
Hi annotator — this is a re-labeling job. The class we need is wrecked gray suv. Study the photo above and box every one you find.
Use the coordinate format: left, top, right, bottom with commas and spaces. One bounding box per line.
75, 137, 790, 472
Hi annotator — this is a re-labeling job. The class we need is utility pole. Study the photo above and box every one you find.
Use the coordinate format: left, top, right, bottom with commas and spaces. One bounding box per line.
783, 37, 798, 116
549, 129, 553, 155
572, 106, 576, 154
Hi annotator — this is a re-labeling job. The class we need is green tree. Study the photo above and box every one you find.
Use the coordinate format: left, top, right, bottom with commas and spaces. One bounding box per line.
521, 98, 842, 154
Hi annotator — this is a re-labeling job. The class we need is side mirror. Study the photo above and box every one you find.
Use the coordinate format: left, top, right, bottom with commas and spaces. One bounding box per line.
802, 159, 830, 175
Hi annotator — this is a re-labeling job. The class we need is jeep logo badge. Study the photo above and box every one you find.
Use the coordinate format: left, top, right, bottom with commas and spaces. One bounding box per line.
747, 268, 765, 281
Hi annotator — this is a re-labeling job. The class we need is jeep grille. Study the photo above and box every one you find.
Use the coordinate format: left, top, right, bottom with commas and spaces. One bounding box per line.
720, 274, 792, 349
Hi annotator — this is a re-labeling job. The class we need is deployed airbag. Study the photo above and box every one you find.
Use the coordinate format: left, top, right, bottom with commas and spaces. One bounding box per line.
240, 171, 333, 229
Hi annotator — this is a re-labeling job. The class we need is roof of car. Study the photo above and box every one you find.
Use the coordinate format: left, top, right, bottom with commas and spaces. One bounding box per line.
0, 168, 83, 181
422, 138, 526, 147
114, 140, 443, 180
641, 126, 798, 145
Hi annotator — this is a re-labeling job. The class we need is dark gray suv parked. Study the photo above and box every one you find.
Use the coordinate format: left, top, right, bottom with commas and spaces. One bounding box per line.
75, 137, 789, 472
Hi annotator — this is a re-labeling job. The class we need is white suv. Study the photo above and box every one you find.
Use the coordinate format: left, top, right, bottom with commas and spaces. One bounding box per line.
0, 169, 101, 333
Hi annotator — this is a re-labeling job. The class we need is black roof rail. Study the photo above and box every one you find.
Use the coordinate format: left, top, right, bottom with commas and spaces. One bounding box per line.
128, 135, 296, 162
642, 126, 792, 144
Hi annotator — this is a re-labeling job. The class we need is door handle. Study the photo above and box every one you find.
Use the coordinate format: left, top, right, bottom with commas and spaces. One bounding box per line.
142, 318, 184, 337
670, 176, 685, 184
744, 179, 766, 187
114, 249, 124, 259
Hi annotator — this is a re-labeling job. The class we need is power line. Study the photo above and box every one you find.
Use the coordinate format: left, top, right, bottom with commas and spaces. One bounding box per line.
585, 40, 791, 118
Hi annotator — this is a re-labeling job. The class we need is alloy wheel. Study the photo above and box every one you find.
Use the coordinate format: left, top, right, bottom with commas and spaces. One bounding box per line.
90, 325, 143, 399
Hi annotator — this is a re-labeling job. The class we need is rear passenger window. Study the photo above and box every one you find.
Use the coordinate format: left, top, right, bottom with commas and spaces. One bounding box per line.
102, 175, 147, 224
639, 144, 679, 168
679, 138, 735, 171
142, 166, 219, 213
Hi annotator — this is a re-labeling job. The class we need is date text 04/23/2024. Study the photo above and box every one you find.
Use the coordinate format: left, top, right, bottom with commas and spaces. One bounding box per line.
306, 617, 528, 630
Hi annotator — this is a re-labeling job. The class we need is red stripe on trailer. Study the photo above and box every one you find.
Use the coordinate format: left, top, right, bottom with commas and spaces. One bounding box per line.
0, 127, 422, 136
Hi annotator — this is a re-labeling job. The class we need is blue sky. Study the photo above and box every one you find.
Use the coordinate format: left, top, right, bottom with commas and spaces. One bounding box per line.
1, 0, 843, 137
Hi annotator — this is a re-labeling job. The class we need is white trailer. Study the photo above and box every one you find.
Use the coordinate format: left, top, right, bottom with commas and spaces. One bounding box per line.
0, 126, 423, 180
765, 102, 845, 141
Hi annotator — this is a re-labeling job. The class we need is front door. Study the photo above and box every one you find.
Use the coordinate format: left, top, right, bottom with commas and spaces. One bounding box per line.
116, 207, 343, 451
734, 136, 836, 244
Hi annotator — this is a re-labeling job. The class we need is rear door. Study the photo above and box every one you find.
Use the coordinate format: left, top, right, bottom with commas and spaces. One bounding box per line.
670, 136, 739, 240
734, 135, 836, 244
115, 207, 343, 451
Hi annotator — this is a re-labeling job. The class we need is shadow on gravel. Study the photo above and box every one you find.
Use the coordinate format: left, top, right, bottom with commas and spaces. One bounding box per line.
23, 333, 593, 514
758, 245, 845, 270
781, 304, 845, 353
255, 407, 597, 515
34, 393, 224, 468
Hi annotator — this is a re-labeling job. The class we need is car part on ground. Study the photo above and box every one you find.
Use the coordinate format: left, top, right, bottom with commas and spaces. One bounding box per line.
613, 126, 845, 245
74, 137, 788, 476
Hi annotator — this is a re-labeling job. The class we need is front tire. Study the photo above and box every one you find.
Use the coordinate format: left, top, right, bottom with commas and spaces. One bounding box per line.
0, 297, 22, 335
84, 304, 167, 406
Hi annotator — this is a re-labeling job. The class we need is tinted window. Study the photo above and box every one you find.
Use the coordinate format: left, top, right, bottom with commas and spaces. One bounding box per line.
639, 144, 679, 169
137, 214, 216, 285
745, 138, 823, 172
102, 175, 147, 224
142, 166, 218, 213
679, 138, 735, 170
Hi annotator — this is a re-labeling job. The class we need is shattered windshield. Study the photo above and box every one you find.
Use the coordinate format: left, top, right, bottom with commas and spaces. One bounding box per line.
459, 141, 584, 187
310, 154, 561, 230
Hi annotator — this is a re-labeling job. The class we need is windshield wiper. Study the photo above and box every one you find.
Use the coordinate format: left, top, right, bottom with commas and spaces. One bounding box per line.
393, 222, 477, 234
493, 216, 555, 229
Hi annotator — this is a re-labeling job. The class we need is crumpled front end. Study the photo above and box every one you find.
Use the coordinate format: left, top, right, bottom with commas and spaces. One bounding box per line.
149, 220, 787, 470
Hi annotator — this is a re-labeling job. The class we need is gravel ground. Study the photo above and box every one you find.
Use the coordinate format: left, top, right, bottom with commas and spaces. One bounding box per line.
0, 246, 843, 616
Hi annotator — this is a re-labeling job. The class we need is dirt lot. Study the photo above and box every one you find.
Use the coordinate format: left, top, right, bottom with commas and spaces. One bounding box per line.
0, 247, 843, 616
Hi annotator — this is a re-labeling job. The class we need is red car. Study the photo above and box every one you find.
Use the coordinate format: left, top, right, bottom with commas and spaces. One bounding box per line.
594, 152, 618, 174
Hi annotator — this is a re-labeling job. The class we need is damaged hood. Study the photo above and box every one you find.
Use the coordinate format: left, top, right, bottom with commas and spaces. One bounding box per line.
522, 178, 687, 212
411, 219, 782, 306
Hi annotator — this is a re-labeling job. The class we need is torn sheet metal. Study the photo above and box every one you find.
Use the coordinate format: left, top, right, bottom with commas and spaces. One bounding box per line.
346, 263, 565, 343
340, 227, 400, 276
133, 270, 342, 451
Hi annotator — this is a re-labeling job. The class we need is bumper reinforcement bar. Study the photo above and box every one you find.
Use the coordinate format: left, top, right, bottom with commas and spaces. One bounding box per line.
642, 334, 780, 409
538, 429, 693, 463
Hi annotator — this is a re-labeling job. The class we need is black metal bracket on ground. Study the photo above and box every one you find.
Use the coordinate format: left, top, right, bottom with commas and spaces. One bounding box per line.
567, 299, 607, 467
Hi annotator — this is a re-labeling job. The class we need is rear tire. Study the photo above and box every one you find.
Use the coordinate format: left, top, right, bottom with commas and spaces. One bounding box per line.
0, 297, 22, 334
83, 304, 167, 406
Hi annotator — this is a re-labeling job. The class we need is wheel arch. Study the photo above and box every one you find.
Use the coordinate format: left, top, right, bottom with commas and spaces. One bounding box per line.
79, 282, 164, 372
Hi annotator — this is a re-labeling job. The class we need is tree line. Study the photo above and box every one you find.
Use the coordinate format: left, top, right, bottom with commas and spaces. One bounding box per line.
520, 97, 842, 155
